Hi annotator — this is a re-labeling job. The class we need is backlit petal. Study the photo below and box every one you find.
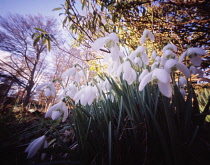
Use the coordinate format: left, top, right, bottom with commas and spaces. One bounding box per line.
158, 81, 172, 98
190, 55, 202, 66
176, 62, 190, 78
139, 72, 152, 91
153, 68, 170, 84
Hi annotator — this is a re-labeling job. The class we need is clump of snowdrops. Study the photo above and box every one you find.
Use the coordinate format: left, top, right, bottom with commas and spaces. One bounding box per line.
25, 29, 209, 165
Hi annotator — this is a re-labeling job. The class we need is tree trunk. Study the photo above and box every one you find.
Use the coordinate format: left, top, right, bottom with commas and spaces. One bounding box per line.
23, 80, 34, 106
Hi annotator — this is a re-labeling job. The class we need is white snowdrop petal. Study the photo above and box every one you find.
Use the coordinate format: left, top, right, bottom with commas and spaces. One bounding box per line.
176, 62, 191, 78
75, 72, 81, 83
61, 103, 69, 122
44, 88, 51, 97
152, 50, 157, 60
149, 32, 155, 41
141, 53, 149, 65
164, 59, 177, 69
179, 77, 187, 87
153, 68, 170, 84
187, 47, 206, 56
180, 88, 186, 98
139, 72, 152, 91
41, 140, 48, 160
91, 37, 108, 51
108, 33, 119, 43
26, 136, 46, 159
36, 83, 47, 91
190, 55, 202, 66
110, 45, 120, 61
158, 81, 172, 98
45, 103, 60, 118
179, 51, 187, 63
155, 56, 161, 63
51, 111, 62, 120
138, 69, 149, 82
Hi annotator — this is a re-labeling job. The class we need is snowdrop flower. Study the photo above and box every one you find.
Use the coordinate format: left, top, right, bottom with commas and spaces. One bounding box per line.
91, 33, 120, 61
177, 77, 187, 98
151, 50, 157, 60
61, 67, 76, 80
62, 66, 85, 83
41, 140, 48, 160
162, 43, 177, 53
151, 62, 159, 71
155, 56, 161, 63
45, 101, 68, 122
164, 59, 190, 78
139, 68, 172, 97
117, 61, 137, 85
37, 82, 56, 97
180, 47, 205, 66
179, 76, 187, 87
107, 58, 122, 75
74, 85, 97, 106
140, 29, 155, 44
161, 49, 178, 66
189, 66, 203, 77
128, 46, 149, 66
138, 69, 149, 82
25, 135, 47, 159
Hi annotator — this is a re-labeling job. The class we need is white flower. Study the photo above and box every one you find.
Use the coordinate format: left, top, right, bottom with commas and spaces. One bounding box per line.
151, 50, 157, 60
180, 47, 205, 66
138, 69, 149, 82
37, 82, 56, 97
155, 56, 161, 63
61, 67, 76, 80
91, 33, 120, 61
25, 135, 47, 159
162, 43, 177, 53
128, 46, 149, 65
161, 49, 178, 66
189, 66, 203, 77
107, 58, 122, 75
140, 29, 155, 44
164, 59, 190, 78
74, 85, 97, 106
45, 101, 68, 122
179, 76, 187, 87
117, 61, 137, 85
151, 62, 159, 71
41, 140, 48, 160
62, 66, 85, 83
139, 68, 172, 97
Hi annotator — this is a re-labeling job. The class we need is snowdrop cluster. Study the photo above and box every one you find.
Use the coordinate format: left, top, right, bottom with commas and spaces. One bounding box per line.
38, 29, 205, 113
30, 29, 205, 159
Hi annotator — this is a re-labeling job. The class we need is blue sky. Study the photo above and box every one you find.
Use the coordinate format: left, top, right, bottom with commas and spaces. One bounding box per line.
0, 0, 65, 19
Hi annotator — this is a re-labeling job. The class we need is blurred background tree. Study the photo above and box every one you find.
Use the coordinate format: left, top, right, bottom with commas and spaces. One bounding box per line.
0, 14, 58, 106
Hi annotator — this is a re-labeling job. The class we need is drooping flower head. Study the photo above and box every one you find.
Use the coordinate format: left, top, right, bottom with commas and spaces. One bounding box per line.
164, 59, 190, 78
25, 135, 47, 159
140, 29, 155, 44
139, 68, 172, 97
180, 47, 206, 66
128, 46, 149, 66
91, 33, 120, 61
36, 82, 56, 97
45, 101, 69, 122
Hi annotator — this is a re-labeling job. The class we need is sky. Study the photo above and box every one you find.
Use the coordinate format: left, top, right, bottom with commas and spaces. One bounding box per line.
0, 0, 65, 19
